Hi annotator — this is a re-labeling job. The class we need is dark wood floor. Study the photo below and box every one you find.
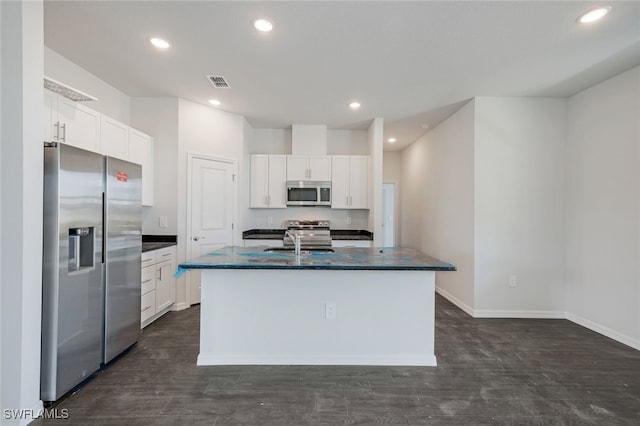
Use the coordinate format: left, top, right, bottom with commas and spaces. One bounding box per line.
35, 295, 640, 425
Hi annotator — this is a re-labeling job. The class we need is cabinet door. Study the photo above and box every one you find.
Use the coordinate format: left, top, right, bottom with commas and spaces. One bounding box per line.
141, 291, 156, 324
141, 265, 156, 295
155, 259, 174, 312
244, 239, 284, 247
129, 129, 154, 206
286, 155, 308, 180
101, 116, 128, 160
349, 156, 369, 209
44, 89, 57, 142
250, 155, 269, 208
57, 98, 101, 152
267, 155, 287, 208
331, 156, 350, 209
309, 156, 332, 181
332, 240, 372, 248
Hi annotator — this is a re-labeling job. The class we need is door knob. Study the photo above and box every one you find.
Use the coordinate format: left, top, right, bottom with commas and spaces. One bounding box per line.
193, 236, 200, 241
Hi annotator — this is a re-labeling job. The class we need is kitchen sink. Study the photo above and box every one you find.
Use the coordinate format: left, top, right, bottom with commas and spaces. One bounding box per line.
263, 247, 335, 253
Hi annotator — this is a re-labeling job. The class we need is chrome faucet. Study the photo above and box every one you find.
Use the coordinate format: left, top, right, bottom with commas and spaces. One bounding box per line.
285, 230, 301, 256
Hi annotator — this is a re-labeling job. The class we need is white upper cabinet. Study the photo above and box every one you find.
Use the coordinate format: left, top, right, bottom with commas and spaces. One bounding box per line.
331, 155, 369, 209
128, 129, 154, 206
44, 89, 101, 153
286, 155, 331, 181
100, 115, 128, 160
286, 156, 308, 181
250, 154, 287, 208
44, 89, 154, 206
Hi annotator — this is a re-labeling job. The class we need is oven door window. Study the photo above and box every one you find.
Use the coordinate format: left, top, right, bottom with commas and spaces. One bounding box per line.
288, 187, 318, 202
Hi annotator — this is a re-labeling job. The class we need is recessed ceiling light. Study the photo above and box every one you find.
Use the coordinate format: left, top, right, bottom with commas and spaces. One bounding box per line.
254, 18, 274, 32
150, 37, 171, 49
209, 99, 221, 106
388, 138, 396, 143
577, 5, 611, 24
349, 102, 361, 109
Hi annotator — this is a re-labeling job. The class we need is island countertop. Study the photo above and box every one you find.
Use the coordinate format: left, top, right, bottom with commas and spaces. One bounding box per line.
177, 246, 455, 273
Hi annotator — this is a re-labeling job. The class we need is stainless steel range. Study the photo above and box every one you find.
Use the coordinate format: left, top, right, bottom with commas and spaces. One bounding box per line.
283, 220, 332, 250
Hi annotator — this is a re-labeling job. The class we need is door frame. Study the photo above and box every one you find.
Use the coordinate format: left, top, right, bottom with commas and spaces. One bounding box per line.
185, 152, 238, 306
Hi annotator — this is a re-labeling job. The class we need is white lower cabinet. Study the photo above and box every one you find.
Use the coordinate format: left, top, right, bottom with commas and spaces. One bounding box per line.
244, 239, 284, 247
332, 240, 373, 248
141, 246, 176, 328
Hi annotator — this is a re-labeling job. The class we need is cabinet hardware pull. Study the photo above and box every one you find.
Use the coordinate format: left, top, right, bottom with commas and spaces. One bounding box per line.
60, 123, 66, 142
142, 306, 151, 312
142, 258, 153, 263
54, 122, 60, 141
162, 253, 172, 257
142, 279, 152, 283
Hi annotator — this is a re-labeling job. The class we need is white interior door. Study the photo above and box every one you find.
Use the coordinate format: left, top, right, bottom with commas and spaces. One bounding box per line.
382, 183, 395, 247
188, 155, 236, 305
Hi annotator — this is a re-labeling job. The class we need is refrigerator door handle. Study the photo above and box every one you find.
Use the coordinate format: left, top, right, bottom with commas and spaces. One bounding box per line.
101, 192, 106, 264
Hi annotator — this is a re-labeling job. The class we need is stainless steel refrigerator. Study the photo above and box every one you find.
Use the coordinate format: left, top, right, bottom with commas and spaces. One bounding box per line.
41, 143, 141, 401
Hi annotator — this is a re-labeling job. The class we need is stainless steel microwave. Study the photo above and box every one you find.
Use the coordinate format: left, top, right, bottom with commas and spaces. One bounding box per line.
286, 181, 331, 206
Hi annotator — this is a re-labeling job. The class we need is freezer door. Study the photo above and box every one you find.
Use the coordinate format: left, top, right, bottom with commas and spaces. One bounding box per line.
104, 157, 142, 363
41, 143, 104, 401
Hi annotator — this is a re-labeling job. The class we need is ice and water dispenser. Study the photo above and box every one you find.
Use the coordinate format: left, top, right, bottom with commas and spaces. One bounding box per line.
68, 227, 95, 270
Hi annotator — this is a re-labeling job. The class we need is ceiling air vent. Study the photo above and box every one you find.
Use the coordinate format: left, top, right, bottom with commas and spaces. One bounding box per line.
207, 75, 231, 89
44, 76, 97, 102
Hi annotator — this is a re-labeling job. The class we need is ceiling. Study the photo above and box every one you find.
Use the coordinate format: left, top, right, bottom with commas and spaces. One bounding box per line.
44, 1, 640, 151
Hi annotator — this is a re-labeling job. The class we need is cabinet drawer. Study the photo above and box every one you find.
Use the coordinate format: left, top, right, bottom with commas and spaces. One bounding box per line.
141, 290, 156, 323
244, 239, 283, 247
141, 250, 156, 266
141, 265, 155, 294
155, 246, 175, 262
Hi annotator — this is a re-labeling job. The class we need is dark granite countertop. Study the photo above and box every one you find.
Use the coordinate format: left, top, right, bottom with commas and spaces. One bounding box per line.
142, 235, 177, 253
330, 230, 373, 241
242, 229, 286, 240
242, 229, 373, 241
176, 246, 455, 273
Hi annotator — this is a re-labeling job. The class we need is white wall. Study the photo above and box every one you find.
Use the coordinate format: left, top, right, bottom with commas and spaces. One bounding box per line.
130, 97, 179, 235
249, 128, 291, 154
368, 118, 384, 246
176, 98, 247, 306
474, 97, 566, 316
1, 0, 45, 423
565, 66, 640, 349
383, 151, 402, 246
328, 129, 369, 155
401, 101, 476, 313
44, 47, 130, 124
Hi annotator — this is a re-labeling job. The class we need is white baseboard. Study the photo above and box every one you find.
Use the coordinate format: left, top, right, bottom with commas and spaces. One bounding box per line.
171, 302, 190, 311
197, 353, 437, 367
435, 286, 475, 317
567, 312, 640, 351
436, 286, 639, 352
473, 309, 566, 319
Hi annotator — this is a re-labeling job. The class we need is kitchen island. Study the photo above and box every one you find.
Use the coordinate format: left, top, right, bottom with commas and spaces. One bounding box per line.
177, 246, 455, 367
